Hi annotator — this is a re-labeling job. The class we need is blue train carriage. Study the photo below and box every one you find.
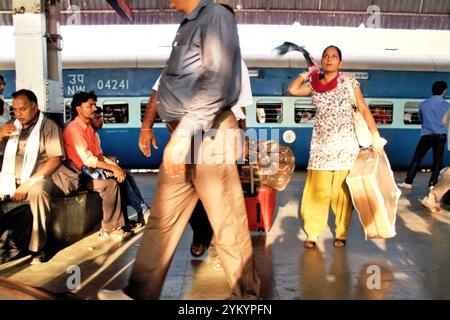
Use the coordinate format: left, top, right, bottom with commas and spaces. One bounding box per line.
247, 70, 450, 169
1, 25, 449, 169
68, 73, 450, 170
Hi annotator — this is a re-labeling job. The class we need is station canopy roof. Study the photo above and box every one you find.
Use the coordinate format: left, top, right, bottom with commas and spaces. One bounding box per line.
0, 0, 449, 30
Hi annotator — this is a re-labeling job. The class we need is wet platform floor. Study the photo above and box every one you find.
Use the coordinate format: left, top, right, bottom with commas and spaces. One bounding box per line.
0, 170, 448, 300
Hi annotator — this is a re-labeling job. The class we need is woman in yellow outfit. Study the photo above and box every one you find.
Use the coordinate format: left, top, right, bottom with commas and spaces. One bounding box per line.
288, 45, 383, 249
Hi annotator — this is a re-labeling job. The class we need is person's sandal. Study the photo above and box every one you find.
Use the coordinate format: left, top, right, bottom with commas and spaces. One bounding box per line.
420, 196, 442, 214
190, 242, 207, 257
304, 241, 316, 249
334, 238, 346, 248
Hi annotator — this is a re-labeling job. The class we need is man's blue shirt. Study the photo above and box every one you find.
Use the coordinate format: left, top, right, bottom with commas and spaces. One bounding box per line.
419, 95, 449, 136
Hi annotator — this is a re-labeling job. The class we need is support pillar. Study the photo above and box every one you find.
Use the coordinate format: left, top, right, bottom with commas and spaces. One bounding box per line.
12, 0, 64, 124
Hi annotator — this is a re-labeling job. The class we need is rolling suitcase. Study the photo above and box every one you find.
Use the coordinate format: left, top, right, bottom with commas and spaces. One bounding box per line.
241, 164, 277, 233
239, 140, 294, 233
244, 184, 277, 233
346, 149, 401, 239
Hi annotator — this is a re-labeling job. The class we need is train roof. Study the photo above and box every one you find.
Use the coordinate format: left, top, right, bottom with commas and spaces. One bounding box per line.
0, 24, 449, 72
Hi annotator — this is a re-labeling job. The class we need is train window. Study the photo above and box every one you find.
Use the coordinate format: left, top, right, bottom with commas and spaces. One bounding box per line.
102, 101, 129, 124
256, 99, 283, 124
368, 102, 393, 125
140, 100, 164, 123
404, 102, 421, 125
294, 100, 315, 124
64, 101, 72, 123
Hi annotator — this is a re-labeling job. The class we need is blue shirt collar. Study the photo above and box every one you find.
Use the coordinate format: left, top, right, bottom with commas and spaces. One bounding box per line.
185, 0, 211, 21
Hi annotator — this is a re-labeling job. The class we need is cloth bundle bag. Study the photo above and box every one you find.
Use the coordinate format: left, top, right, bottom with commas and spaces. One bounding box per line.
343, 77, 400, 239
346, 149, 401, 239
344, 77, 372, 148
246, 140, 295, 191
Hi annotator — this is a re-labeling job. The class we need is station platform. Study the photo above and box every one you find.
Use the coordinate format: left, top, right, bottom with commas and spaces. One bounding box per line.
0, 170, 448, 300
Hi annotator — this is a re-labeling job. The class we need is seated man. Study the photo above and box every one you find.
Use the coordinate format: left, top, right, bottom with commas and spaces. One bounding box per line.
63, 91, 128, 241
420, 167, 450, 213
0, 89, 68, 264
91, 107, 150, 227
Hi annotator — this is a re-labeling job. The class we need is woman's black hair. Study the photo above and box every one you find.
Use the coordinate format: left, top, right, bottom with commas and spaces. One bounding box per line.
0, 98, 4, 116
322, 45, 342, 61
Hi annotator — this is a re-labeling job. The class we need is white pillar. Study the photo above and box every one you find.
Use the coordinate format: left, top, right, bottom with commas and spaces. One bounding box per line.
12, 0, 63, 116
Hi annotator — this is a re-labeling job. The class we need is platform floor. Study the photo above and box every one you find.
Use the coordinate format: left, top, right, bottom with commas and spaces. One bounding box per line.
0, 170, 448, 300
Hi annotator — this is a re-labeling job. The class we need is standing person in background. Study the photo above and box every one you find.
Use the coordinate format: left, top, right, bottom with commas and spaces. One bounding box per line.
98, 0, 260, 300
287, 45, 382, 249
398, 81, 448, 190
420, 104, 450, 213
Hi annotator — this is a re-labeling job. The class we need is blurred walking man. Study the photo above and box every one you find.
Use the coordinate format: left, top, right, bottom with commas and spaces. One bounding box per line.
98, 0, 260, 300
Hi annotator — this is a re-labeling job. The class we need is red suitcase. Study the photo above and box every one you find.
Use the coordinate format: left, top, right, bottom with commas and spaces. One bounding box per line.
245, 185, 277, 232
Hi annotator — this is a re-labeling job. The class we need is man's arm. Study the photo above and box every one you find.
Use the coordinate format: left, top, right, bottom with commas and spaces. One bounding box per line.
139, 89, 159, 157
12, 156, 62, 201
13, 120, 66, 201
0, 122, 17, 140
66, 125, 102, 169
93, 155, 126, 183
65, 123, 125, 182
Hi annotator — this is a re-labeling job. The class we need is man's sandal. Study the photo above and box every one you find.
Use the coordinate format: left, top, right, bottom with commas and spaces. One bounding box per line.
304, 241, 316, 249
334, 238, 346, 248
190, 242, 207, 257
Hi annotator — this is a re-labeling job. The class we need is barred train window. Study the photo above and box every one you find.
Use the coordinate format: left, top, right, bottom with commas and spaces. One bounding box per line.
404, 102, 421, 125
140, 100, 164, 123
256, 99, 283, 124
102, 101, 129, 124
294, 99, 315, 124
368, 101, 393, 125
64, 101, 72, 123
9, 105, 14, 119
